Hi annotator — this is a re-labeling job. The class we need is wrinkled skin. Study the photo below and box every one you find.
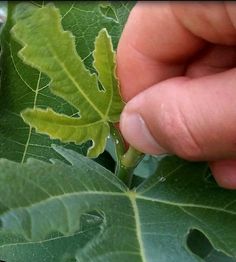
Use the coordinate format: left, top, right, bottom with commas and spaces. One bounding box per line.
117, 2, 236, 189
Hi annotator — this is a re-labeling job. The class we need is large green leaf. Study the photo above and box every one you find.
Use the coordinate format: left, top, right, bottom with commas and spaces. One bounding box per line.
0, 1, 133, 162
0, 147, 235, 262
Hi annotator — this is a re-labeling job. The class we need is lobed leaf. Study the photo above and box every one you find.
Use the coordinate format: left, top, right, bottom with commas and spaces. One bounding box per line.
0, 1, 133, 162
0, 147, 235, 261
11, 3, 124, 158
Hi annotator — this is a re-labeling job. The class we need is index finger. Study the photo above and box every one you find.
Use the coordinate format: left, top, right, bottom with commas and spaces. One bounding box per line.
117, 2, 236, 101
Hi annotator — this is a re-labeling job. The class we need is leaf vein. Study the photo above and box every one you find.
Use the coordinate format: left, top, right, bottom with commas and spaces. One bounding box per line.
47, 44, 104, 119
128, 193, 147, 262
137, 195, 236, 215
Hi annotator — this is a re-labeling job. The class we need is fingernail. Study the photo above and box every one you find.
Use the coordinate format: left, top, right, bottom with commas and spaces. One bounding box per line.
120, 112, 168, 155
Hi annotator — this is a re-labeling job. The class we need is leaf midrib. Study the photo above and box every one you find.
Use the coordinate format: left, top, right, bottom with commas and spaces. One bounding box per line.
46, 43, 106, 120
129, 192, 147, 262
2, 191, 235, 219
28, 112, 104, 128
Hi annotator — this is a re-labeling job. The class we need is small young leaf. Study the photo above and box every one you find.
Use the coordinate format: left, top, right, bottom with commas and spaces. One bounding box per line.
11, 3, 124, 157
0, 1, 133, 162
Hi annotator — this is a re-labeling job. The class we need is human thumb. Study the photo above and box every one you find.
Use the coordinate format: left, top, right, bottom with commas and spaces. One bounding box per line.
120, 70, 236, 161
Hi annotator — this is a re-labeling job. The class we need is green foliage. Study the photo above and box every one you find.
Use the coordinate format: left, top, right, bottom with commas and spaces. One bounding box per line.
0, 2, 235, 262
12, 4, 124, 157
0, 1, 132, 162
0, 147, 236, 262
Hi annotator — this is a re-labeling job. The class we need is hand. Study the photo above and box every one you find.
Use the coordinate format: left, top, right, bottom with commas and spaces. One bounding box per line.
117, 2, 236, 189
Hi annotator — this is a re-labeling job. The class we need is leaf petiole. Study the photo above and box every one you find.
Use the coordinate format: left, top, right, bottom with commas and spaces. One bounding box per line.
121, 146, 144, 168
109, 123, 144, 187
109, 122, 126, 157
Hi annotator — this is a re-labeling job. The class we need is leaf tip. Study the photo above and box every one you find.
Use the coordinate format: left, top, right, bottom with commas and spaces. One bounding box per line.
96, 28, 111, 43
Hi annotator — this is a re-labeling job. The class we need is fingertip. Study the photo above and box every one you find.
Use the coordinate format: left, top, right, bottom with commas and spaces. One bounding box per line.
210, 160, 236, 189
120, 109, 168, 155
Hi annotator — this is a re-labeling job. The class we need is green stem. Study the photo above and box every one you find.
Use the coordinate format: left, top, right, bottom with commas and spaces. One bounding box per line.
119, 146, 144, 187
121, 147, 143, 168
109, 122, 126, 157
109, 123, 144, 187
